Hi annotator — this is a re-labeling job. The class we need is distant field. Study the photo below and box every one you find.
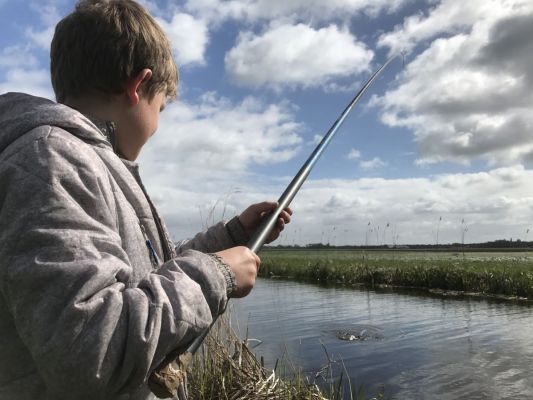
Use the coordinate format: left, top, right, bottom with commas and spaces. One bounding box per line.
259, 249, 533, 299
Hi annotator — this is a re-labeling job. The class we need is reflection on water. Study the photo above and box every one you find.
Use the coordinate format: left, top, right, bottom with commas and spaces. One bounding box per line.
230, 278, 533, 399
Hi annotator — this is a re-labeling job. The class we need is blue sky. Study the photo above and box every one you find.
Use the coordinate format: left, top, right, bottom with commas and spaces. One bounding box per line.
2, 0, 533, 245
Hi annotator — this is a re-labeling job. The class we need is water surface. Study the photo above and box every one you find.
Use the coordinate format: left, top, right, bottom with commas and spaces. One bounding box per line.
231, 278, 533, 399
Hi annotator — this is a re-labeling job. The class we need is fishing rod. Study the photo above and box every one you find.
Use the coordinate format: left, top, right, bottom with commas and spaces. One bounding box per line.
247, 54, 399, 252
149, 54, 400, 398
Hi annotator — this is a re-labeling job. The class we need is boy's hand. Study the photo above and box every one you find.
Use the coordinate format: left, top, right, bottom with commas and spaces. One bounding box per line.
215, 247, 260, 298
238, 201, 292, 244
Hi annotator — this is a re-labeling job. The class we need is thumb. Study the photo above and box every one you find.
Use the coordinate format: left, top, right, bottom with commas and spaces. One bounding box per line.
252, 252, 261, 269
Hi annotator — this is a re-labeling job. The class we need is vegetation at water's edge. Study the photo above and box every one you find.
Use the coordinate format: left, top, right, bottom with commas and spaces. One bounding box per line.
187, 316, 381, 400
259, 249, 533, 299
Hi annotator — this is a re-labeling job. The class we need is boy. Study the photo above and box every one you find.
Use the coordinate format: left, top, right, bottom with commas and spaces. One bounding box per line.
0, 0, 291, 399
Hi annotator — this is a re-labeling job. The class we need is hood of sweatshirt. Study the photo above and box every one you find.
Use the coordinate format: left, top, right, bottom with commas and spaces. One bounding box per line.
0, 92, 111, 155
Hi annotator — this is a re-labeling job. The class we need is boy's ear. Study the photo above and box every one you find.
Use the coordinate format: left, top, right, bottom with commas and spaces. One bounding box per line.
125, 68, 153, 105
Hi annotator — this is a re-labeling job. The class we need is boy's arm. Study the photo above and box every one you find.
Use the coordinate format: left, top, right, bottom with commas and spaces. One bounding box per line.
0, 132, 230, 398
175, 217, 250, 254
175, 203, 291, 254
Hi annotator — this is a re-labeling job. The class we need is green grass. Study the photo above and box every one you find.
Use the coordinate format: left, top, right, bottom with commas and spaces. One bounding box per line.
259, 249, 533, 299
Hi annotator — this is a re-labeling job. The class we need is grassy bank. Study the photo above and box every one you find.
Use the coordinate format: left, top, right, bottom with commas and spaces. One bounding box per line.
188, 332, 326, 399
259, 249, 533, 299
187, 316, 373, 400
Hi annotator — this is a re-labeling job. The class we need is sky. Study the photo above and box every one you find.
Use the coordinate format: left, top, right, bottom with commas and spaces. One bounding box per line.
1, 0, 533, 246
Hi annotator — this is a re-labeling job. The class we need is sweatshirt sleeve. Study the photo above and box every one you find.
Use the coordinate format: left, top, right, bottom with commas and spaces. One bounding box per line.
0, 129, 228, 398
175, 216, 250, 254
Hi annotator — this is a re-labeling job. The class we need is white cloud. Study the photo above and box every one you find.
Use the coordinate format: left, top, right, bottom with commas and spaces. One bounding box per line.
139, 92, 303, 189
138, 93, 306, 240
29, 1, 62, 25
225, 23, 373, 89
185, 0, 411, 24
26, 26, 55, 51
145, 164, 533, 245
377, 0, 506, 55
0, 46, 39, 68
312, 135, 323, 145
26, 2, 62, 50
156, 13, 209, 66
289, 165, 533, 245
360, 157, 386, 170
0, 68, 54, 100
375, 0, 533, 166
347, 148, 361, 160
0, 2, 58, 99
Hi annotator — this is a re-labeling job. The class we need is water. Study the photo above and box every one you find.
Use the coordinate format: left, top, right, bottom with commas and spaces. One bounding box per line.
230, 278, 533, 399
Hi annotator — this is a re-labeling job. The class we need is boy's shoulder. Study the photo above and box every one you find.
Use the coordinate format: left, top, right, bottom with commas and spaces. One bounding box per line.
0, 92, 110, 160
0, 93, 115, 184
1, 124, 112, 191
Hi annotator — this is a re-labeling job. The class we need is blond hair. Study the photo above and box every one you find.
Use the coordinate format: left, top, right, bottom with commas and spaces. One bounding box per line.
51, 0, 178, 103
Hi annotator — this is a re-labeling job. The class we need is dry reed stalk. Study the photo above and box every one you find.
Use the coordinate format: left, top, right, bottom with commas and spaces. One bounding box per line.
187, 317, 328, 400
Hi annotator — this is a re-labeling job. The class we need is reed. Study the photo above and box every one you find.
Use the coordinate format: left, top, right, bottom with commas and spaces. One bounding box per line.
259, 249, 533, 299
187, 314, 384, 399
187, 315, 327, 400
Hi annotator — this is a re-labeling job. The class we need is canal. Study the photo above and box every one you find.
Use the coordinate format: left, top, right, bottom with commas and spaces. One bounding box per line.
231, 278, 533, 399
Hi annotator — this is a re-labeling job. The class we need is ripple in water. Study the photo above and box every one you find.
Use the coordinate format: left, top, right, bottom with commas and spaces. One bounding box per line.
325, 324, 384, 341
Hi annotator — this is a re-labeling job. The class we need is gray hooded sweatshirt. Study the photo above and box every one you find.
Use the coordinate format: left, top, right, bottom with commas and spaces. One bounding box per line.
0, 93, 248, 400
